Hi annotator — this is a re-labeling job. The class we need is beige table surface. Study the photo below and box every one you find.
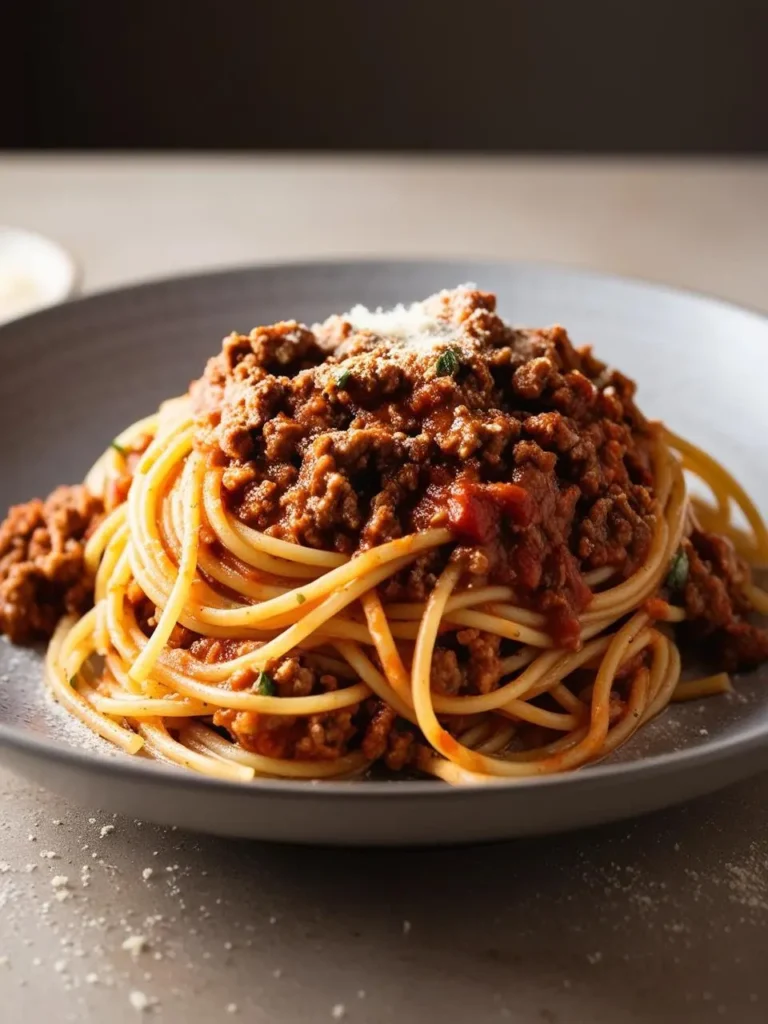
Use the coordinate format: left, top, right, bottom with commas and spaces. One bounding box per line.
1, 155, 768, 1023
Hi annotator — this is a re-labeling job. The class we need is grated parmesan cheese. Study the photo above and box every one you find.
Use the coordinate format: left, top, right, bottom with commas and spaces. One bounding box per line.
341, 286, 476, 354
128, 990, 156, 1013
122, 934, 148, 958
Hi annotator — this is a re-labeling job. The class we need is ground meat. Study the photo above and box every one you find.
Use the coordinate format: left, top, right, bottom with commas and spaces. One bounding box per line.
0, 486, 103, 642
215, 684, 418, 769
188, 636, 261, 663
194, 287, 659, 643
359, 699, 417, 770
681, 529, 768, 670
214, 706, 359, 761
203, 642, 420, 767
384, 729, 415, 771
361, 700, 397, 760
457, 628, 503, 693
428, 629, 503, 696
208, 648, 360, 759
430, 647, 463, 695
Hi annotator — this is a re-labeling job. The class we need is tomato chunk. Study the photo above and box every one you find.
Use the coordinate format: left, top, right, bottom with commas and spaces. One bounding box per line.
447, 480, 532, 544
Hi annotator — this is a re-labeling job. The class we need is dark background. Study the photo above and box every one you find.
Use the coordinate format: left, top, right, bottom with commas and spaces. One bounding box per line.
4, 0, 768, 152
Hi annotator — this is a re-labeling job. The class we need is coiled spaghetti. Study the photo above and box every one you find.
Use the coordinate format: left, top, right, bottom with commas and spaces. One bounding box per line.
46, 403, 768, 785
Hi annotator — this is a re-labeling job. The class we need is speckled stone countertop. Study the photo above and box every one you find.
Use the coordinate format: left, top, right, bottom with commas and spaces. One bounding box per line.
1, 155, 767, 1023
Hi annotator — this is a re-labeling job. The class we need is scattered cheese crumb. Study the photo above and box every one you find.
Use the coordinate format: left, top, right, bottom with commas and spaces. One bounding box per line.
39, 851, 58, 860
357, 990, 366, 1000
88, 818, 96, 824
51, 875, 69, 889
0, 862, 9, 873
100, 825, 115, 838
142, 868, 154, 881
54, 959, 68, 973
226, 1005, 238, 1015
331, 1004, 346, 1020
128, 990, 155, 1013
344, 295, 463, 353
223, 941, 233, 951
54, 889, 71, 903
52, 819, 62, 826
85, 973, 99, 985
0, 956, 9, 968
122, 935, 148, 958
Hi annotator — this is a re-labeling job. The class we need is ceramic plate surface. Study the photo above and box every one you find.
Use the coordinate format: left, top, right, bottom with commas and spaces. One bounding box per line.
1, 260, 766, 845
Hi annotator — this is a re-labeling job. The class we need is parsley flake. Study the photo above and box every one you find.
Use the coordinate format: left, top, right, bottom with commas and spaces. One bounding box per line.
296, 592, 307, 605
335, 368, 352, 389
665, 548, 690, 592
111, 441, 128, 457
255, 671, 275, 696
435, 348, 461, 377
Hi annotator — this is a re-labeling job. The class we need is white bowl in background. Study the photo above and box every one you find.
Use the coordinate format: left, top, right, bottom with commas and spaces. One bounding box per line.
0, 226, 79, 324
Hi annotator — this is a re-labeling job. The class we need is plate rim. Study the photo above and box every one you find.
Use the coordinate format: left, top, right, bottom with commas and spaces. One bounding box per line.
1, 704, 766, 800
1, 255, 767, 801
5, 253, 768, 337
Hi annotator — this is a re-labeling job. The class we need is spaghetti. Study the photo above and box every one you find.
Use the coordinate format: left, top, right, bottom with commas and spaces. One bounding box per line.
2, 286, 768, 784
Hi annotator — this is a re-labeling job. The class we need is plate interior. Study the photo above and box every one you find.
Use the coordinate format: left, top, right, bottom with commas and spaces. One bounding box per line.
0, 260, 767, 840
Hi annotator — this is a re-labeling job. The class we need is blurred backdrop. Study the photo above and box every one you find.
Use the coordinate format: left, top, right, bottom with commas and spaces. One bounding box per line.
4, 0, 768, 152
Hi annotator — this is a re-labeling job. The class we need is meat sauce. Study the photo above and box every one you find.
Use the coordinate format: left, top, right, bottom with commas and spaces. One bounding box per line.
193, 288, 659, 649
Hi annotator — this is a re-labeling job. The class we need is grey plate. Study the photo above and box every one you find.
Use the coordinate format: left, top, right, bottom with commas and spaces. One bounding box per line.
1, 259, 767, 846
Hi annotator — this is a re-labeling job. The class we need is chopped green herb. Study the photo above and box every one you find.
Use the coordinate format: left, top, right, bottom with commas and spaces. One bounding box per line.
296, 592, 307, 605
336, 368, 352, 389
68, 675, 78, 687
111, 440, 128, 457
255, 671, 275, 696
435, 347, 461, 377
665, 548, 690, 592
